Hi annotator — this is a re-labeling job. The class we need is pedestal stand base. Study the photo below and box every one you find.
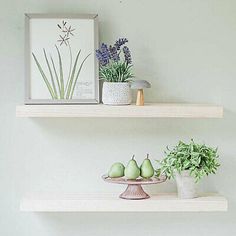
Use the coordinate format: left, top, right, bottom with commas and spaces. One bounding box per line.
119, 184, 150, 200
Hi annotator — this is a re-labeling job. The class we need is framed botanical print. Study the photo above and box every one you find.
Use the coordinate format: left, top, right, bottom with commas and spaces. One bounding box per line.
25, 14, 99, 104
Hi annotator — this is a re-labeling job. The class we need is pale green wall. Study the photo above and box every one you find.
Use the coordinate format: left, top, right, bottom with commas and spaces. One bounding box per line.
1, 0, 236, 235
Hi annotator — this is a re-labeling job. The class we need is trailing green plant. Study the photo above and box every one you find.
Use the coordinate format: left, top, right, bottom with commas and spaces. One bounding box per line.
32, 20, 90, 99
156, 140, 220, 182
96, 38, 134, 82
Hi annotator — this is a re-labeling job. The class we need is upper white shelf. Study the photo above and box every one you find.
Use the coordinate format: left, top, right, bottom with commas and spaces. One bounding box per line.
16, 103, 223, 118
20, 193, 227, 212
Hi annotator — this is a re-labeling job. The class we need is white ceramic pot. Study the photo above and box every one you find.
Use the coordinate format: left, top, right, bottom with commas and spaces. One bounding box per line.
102, 82, 132, 105
175, 170, 197, 199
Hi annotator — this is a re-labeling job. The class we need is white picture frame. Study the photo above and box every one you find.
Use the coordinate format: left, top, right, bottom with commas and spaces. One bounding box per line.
25, 14, 99, 104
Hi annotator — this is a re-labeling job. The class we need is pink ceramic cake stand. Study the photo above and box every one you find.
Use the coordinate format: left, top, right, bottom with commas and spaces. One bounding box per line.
102, 175, 167, 200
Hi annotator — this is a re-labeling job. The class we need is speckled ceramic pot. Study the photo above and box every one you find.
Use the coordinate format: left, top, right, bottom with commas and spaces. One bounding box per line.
175, 170, 198, 199
102, 82, 132, 105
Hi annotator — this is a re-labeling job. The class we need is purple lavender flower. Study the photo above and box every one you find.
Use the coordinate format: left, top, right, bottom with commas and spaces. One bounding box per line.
96, 43, 110, 66
123, 46, 132, 64
101, 43, 110, 58
96, 49, 108, 66
115, 38, 128, 50
109, 46, 120, 62
95, 49, 103, 63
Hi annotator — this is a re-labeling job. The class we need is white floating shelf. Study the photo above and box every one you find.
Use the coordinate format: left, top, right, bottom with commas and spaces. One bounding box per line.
20, 193, 227, 212
16, 103, 223, 118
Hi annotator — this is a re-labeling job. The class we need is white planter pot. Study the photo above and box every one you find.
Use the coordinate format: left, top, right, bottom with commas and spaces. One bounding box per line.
102, 82, 132, 105
175, 170, 197, 199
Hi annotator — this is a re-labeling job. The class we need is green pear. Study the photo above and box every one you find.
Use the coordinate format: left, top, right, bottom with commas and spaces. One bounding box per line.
125, 155, 140, 180
108, 162, 125, 178
140, 154, 154, 179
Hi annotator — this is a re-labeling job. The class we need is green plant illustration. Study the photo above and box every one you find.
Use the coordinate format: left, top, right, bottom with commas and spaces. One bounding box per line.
156, 140, 220, 182
32, 20, 91, 99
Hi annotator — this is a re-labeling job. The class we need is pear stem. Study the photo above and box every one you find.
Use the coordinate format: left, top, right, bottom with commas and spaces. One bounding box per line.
147, 154, 149, 159
132, 154, 135, 160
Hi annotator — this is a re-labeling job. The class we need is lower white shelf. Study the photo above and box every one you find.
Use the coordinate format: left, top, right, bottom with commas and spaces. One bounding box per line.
20, 193, 228, 212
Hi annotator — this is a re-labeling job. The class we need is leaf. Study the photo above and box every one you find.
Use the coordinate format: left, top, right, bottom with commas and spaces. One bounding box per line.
70, 53, 91, 99
155, 169, 161, 177
55, 45, 64, 99
32, 53, 55, 99
65, 50, 81, 99
50, 56, 61, 98
65, 43, 73, 92
43, 49, 58, 99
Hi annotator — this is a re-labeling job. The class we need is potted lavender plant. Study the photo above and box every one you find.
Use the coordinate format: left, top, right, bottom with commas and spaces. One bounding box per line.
96, 38, 134, 105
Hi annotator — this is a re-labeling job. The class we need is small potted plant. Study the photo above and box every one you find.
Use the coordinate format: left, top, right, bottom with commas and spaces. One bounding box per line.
156, 140, 220, 199
96, 38, 134, 105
